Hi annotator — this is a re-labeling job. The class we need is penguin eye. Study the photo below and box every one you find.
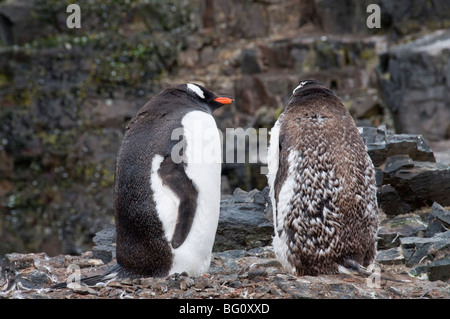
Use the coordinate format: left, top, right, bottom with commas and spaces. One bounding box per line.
187, 83, 205, 99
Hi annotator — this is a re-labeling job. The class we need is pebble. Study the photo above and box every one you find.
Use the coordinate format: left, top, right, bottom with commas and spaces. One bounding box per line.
67, 282, 99, 296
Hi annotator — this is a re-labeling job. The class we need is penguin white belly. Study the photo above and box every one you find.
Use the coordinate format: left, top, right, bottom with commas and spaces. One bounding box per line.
272, 150, 303, 274
170, 110, 222, 276
150, 154, 180, 241
268, 124, 299, 273
267, 117, 280, 226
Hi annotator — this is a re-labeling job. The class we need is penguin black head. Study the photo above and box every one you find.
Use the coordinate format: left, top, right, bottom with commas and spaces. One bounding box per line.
287, 79, 340, 113
184, 83, 234, 111
292, 79, 325, 95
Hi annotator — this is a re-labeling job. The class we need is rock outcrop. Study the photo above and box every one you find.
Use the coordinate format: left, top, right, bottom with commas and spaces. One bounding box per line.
378, 30, 450, 141
360, 126, 450, 215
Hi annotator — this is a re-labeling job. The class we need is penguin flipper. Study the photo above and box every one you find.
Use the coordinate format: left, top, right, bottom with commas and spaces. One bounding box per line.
158, 156, 198, 249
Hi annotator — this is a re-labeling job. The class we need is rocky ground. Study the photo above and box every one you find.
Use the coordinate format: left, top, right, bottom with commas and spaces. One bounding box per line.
1, 185, 449, 300
0, 244, 449, 300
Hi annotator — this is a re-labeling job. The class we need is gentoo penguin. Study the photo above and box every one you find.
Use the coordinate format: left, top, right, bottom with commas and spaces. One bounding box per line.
53, 83, 233, 288
113, 83, 233, 279
267, 80, 378, 276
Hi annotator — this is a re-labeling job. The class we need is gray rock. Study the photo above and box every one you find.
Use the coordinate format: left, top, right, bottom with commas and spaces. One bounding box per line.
360, 126, 436, 167
233, 72, 297, 116
241, 48, 264, 74
377, 184, 412, 216
384, 155, 414, 173
67, 282, 99, 296
92, 227, 116, 263
430, 203, 450, 226
92, 245, 115, 264
377, 213, 427, 249
425, 202, 450, 238
400, 231, 450, 267
92, 227, 116, 246
385, 134, 435, 162
376, 247, 404, 265
232, 188, 261, 204
428, 258, 450, 282
211, 249, 247, 273
382, 161, 450, 212
349, 90, 383, 121
360, 125, 387, 144
367, 142, 388, 168
0, 0, 56, 45
378, 29, 450, 141
362, 127, 450, 214
213, 188, 273, 252
408, 265, 429, 279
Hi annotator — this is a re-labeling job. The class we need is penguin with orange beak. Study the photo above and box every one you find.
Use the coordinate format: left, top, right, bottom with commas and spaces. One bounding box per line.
53, 83, 233, 287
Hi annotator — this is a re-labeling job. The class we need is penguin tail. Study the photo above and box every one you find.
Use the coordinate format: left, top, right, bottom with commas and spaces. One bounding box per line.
337, 259, 365, 275
338, 259, 411, 283
51, 264, 121, 289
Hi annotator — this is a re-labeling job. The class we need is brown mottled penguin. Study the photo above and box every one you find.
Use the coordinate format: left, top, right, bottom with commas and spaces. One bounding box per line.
267, 80, 378, 276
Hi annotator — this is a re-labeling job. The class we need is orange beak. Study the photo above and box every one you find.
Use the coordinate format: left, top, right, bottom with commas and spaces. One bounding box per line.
214, 97, 234, 104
